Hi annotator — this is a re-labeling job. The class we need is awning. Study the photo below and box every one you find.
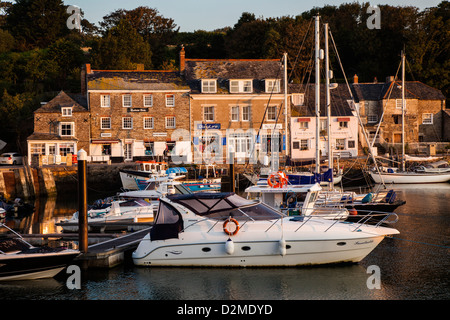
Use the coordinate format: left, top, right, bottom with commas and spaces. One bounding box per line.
91, 139, 120, 144
337, 117, 350, 122
297, 118, 311, 122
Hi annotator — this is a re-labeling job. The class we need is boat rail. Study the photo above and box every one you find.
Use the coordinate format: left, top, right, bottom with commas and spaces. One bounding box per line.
181, 208, 398, 234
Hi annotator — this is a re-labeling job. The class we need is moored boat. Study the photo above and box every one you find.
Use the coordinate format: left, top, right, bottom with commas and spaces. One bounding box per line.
132, 192, 399, 267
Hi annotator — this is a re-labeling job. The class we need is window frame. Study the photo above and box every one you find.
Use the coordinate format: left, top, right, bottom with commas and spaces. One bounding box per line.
61, 107, 72, 117
100, 117, 111, 130
122, 117, 133, 129
203, 106, 215, 122
265, 79, 280, 93
101, 95, 110, 107
166, 94, 175, 107
60, 122, 74, 136
165, 116, 176, 129
242, 106, 250, 121
291, 93, 304, 106
122, 94, 132, 107
143, 117, 154, 129
267, 106, 277, 121
422, 113, 433, 125
143, 94, 153, 107
231, 106, 239, 122
201, 79, 217, 93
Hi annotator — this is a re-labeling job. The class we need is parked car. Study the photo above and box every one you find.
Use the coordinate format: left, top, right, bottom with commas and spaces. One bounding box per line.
0, 152, 23, 165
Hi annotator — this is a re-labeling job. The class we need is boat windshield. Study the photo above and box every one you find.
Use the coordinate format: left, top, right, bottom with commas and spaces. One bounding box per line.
167, 192, 283, 220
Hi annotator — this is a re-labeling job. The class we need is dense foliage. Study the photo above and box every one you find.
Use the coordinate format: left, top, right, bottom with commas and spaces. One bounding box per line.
0, 0, 448, 152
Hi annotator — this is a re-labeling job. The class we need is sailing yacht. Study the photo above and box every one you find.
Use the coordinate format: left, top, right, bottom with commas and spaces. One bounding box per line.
369, 52, 450, 184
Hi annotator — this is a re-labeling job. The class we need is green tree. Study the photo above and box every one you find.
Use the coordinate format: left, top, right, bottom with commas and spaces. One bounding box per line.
90, 19, 152, 70
5, 0, 70, 50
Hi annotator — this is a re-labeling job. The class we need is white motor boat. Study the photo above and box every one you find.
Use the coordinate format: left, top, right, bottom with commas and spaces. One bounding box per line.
245, 182, 349, 220
58, 199, 154, 232
132, 192, 399, 267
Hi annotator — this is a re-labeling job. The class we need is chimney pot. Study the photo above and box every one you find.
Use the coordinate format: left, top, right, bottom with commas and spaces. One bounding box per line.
353, 74, 358, 84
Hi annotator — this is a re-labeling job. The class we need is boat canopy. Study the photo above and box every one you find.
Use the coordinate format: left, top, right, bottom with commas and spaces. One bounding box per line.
166, 192, 283, 220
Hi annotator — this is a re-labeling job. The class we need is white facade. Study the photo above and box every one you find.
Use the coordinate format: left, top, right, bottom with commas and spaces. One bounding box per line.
290, 115, 358, 160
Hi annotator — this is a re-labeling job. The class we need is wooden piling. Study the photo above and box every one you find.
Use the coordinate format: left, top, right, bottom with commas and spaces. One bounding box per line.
77, 149, 88, 254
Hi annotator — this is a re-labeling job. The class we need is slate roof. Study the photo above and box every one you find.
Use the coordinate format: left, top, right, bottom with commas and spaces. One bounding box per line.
184, 59, 283, 94
27, 132, 78, 141
289, 83, 354, 117
35, 91, 88, 113
86, 70, 189, 91
352, 81, 445, 102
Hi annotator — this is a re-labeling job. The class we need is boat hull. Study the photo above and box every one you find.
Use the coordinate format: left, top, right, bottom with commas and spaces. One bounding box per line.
0, 250, 79, 281
133, 218, 398, 267
370, 171, 450, 184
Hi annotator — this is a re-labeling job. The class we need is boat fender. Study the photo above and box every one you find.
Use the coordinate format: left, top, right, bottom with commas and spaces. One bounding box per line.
349, 208, 358, 216
225, 238, 234, 255
279, 238, 286, 256
223, 217, 239, 236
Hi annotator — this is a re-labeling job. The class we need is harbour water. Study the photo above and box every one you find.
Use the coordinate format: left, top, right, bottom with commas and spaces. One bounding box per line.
1, 183, 449, 301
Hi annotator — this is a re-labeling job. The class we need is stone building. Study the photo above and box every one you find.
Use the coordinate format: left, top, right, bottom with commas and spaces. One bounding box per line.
352, 75, 447, 153
181, 48, 289, 165
26, 91, 89, 165
84, 64, 191, 163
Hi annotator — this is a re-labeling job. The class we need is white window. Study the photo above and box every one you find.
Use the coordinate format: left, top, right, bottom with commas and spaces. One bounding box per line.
228, 132, 252, 155
59, 143, 74, 156
166, 116, 176, 129
339, 121, 349, 128
368, 114, 378, 123
336, 138, 345, 150
267, 106, 277, 121
422, 113, 433, 124
30, 143, 45, 155
60, 122, 74, 136
143, 117, 154, 129
396, 99, 404, 109
143, 95, 153, 107
265, 79, 280, 93
292, 93, 304, 106
299, 121, 308, 129
101, 95, 110, 107
202, 80, 217, 93
300, 139, 309, 150
101, 117, 111, 129
203, 106, 215, 122
122, 117, 133, 129
229, 80, 253, 93
123, 94, 132, 107
231, 106, 239, 121
61, 107, 72, 117
166, 94, 175, 107
242, 106, 250, 121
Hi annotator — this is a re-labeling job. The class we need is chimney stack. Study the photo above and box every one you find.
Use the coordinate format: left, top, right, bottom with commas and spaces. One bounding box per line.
180, 45, 185, 75
353, 74, 358, 84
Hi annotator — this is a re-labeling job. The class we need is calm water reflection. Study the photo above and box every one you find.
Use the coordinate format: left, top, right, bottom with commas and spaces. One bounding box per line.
1, 183, 449, 300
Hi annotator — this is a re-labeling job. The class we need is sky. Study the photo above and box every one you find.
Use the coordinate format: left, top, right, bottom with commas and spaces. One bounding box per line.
59, 0, 443, 32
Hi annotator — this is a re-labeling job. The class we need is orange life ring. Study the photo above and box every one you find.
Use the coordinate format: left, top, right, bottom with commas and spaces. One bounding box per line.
223, 218, 239, 236
268, 172, 288, 188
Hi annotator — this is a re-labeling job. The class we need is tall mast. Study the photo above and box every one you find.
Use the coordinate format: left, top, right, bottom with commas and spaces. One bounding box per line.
324, 23, 332, 190
314, 16, 321, 174
284, 52, 289, 160
401, 50, 406, 172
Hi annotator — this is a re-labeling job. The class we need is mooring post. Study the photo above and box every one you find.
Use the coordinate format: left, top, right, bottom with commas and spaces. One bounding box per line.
77, 149, 88, 253
228, 149, 235, 193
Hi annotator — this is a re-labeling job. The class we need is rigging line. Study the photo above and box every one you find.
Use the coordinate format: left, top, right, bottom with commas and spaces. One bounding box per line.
245, 58, 284, 169
390, 236, 450, 249
288, 17, 314, 82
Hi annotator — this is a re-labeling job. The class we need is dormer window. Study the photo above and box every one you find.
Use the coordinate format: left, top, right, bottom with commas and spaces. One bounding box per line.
265, 79, 280, 93
229, 80, 252, 93
202, 79, 217, 93
291, 94, 304, 106
62, 107, 72, 117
